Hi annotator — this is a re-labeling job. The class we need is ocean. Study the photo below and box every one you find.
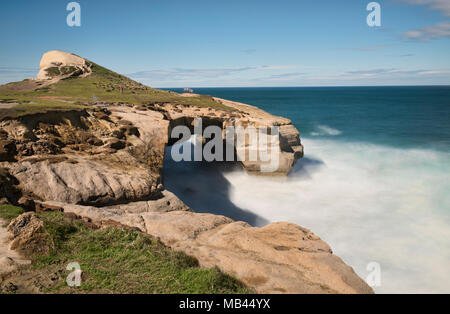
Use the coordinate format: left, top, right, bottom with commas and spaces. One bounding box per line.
163, 86, 450, 293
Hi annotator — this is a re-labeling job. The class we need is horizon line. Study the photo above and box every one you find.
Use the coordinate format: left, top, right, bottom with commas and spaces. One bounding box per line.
157, 84, 450, 89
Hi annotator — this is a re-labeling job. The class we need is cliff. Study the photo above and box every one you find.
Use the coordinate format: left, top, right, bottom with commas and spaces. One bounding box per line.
0, 51, 373, 294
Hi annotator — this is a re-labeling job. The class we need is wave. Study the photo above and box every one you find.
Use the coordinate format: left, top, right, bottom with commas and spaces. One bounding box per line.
164, 138, 450, 293
310, 125, 342, 136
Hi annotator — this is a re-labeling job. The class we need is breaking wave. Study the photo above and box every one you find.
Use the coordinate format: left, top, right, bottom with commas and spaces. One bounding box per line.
311, 125, 342, 136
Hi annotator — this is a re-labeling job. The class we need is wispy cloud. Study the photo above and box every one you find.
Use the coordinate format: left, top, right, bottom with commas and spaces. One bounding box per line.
334, 68, 450, 82
0, 66, 36, 75
346, 68, 398, 75
417, 69, 450, 75
128, 65, 295, 81
268, 72, 307, 79
353, 45, 390, 51
400, 0, 450, 17
242, 49, 257, 55
402, 21, 450, 41
253, 72, 308, 82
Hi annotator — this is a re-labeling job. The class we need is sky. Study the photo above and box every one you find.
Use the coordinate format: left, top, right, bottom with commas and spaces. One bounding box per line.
0, 0, 449, 87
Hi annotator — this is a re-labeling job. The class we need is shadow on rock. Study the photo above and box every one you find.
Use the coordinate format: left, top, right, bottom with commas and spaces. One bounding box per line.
163, 149, 269, 227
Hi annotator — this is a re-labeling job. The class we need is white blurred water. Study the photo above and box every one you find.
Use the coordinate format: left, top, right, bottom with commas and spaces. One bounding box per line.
164, 137, 450, 293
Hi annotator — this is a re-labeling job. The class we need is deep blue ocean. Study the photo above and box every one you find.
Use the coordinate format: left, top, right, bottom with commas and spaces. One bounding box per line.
163, 86, 450, 293
167, 86, 450, 151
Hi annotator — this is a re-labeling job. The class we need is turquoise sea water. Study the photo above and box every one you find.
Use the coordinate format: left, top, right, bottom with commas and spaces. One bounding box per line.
163, 86, 450, 293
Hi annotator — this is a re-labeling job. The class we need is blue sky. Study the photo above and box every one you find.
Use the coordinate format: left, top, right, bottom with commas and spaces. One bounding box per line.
1, 0, 449, 87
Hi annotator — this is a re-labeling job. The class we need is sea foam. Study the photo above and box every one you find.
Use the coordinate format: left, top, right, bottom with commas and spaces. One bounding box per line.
164, 138, 450, 293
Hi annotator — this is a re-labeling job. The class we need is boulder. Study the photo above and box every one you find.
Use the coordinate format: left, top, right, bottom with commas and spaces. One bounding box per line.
37, 50, 91, 81
7, 158, 159, 206
7, 212, 52, 256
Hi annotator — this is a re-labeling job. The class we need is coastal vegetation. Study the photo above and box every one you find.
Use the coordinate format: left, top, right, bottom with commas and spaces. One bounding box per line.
0, 206, 251, 294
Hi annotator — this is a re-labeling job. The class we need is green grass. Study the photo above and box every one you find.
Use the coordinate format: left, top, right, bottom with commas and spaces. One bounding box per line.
0, 60, 232, 120
0, 99, 88, 120
0, 204, 24, 226
29, 212, 251, 294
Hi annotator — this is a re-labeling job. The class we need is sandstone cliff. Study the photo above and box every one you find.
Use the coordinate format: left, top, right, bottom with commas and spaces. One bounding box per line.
0, 51, 373, 294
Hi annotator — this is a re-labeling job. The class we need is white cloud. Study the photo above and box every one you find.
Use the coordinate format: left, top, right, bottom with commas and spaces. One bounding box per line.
400, 0, 450, 16
417, 69, 450, 75
402, 21, 450, 41
273, 68, 450, 86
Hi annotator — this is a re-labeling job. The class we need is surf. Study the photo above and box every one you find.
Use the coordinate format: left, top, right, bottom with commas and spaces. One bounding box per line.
164, 137, 450, 293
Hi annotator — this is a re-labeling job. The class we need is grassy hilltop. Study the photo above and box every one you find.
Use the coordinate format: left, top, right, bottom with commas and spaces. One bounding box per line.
0, 59, 231, 120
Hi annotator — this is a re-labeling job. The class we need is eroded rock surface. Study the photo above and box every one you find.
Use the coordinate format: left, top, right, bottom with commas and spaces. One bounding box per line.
1, 108, 166, 206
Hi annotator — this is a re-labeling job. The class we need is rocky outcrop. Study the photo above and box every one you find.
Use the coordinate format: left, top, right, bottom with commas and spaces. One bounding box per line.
155, 100, 303, 175
0, 100, 301, 205
37, 50, 92, 81
36, 201, 373, 294
1, 108, 166, 206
